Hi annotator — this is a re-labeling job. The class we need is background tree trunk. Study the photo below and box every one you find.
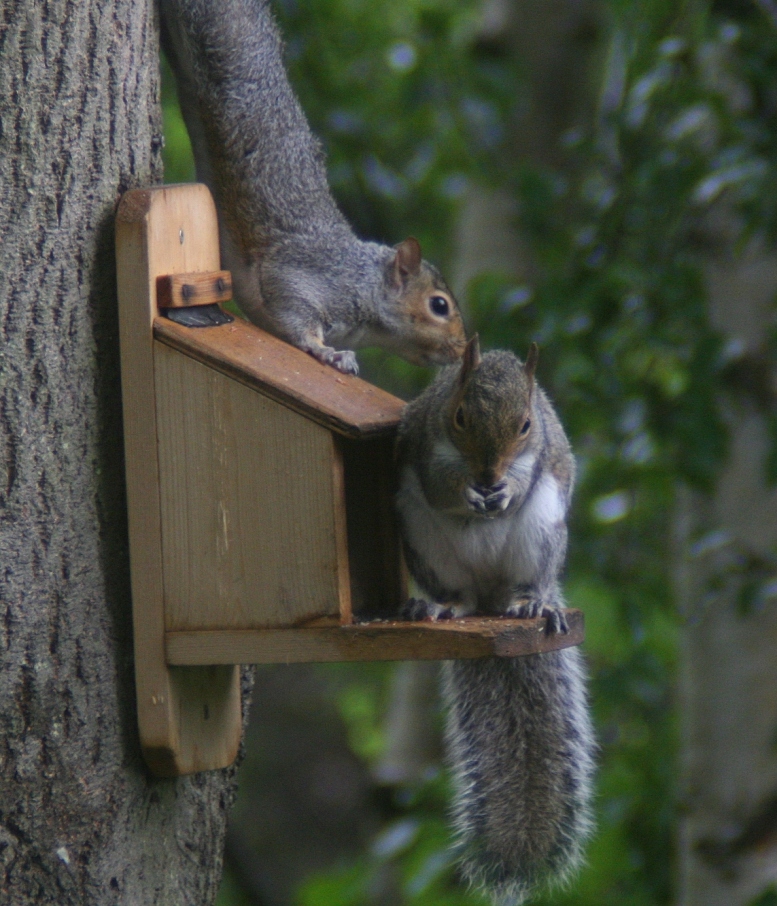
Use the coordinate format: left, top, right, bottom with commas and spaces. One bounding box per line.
0, 3, 244, 902
452, 0, 600, 293
675, 231, 777, 905
224, 665, 384, 906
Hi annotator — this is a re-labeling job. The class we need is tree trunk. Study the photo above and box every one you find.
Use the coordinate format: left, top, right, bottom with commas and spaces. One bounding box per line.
452, 0, 600, 293
675, 233, 777, 905
0, 3, 243, 902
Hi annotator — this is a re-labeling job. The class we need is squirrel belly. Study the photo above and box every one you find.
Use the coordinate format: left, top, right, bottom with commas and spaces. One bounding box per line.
160, 0, 467, 373
395, 337, 596, 903
396, 463, 568, 616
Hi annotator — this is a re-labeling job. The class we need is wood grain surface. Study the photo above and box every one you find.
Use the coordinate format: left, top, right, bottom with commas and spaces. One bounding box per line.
155, 341, 349, 630
156, 270, 233, 308
165, 610, 584, 664
116, 184, 241, 776
154, 315, 405, 438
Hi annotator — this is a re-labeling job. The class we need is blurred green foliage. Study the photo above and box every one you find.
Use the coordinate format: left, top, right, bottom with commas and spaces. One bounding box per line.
161, 52, 195, 184
161, 1, 777, 904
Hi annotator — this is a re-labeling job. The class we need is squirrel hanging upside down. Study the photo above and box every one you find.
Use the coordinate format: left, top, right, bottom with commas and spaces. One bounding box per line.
160, 0, 466, 374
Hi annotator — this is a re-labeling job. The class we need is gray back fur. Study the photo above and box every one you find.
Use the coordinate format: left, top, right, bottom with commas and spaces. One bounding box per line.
161, 0, 349, 247
160, 0, 466, 370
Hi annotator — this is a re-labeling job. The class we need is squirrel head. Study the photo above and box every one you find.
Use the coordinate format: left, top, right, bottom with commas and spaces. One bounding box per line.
387, 238, 467, 365
447, 336, 539, 488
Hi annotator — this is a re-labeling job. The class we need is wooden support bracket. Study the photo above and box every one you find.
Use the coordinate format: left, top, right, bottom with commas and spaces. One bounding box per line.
115, 184, 584, 777
116, 185, 242, 777
156, 270, 233, 308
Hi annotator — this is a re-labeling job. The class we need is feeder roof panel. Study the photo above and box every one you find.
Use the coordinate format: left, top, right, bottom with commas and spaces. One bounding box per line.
154, 315, 405, 438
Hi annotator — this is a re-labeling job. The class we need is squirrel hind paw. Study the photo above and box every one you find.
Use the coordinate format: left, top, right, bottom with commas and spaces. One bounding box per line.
402, 598, 454, 621
506, 597, 568, 634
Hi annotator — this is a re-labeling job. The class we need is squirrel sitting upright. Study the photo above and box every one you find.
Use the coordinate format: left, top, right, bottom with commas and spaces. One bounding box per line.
160, 0, 466, 374
395, 336, 596, 905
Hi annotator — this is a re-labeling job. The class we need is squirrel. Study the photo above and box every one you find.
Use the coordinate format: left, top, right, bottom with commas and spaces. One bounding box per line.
159, 0, 467, 374
395, 335, 596, 905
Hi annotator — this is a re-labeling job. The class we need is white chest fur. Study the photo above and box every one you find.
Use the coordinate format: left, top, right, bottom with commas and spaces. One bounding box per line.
397, 465, 567, 612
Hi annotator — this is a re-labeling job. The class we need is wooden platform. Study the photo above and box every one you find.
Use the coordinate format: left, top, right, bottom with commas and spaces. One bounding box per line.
166, 611, 584, 665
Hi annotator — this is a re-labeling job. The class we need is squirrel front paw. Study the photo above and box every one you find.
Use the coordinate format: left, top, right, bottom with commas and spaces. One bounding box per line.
465, 480, 512, 517
306, 343, 360, 375
506, 594, 568, 634
402, 598, 455, 621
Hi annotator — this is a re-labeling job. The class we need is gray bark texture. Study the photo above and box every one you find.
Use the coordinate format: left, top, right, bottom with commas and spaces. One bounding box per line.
0, 2, 244, 903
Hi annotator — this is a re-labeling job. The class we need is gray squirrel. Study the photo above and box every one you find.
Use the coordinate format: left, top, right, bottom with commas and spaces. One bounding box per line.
159, 0, 467, 374
395, 336, 596, 905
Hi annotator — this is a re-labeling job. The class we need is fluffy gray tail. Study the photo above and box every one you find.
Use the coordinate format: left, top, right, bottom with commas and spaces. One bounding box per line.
442, 647, 596, 905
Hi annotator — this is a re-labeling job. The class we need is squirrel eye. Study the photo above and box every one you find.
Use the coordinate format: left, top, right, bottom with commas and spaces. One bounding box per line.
429, 295, 450, 317
520, 418, 531, 435
454, 405, 465, 430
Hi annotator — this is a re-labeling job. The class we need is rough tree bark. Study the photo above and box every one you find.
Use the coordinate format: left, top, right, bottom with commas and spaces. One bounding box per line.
0, 3, 244, 902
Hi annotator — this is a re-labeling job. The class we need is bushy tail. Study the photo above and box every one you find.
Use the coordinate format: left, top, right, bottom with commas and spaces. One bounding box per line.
160, 0, 341, 237
442, 647, 596, 905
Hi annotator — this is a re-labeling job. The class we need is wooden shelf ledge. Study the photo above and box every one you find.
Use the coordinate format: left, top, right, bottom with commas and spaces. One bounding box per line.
165, 610, 584, 665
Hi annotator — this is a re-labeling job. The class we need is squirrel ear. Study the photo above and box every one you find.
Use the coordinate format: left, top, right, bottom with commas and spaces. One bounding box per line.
392, 237, 422, 286
524, 342, 539, 381
459, 334, 482, 382
450, 334, 481, 417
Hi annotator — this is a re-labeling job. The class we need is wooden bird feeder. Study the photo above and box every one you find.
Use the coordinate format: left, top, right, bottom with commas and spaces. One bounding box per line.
115, 184, 583, 777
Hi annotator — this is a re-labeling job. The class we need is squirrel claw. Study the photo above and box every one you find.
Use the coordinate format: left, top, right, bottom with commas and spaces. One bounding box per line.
402, 598, 454, 621
329, 349, 359, 375
506, 598, 568, 634
544, 608, 569, 634
464, 481, 513, 517
308, 345, 359, 375
465, 482, 512, 517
